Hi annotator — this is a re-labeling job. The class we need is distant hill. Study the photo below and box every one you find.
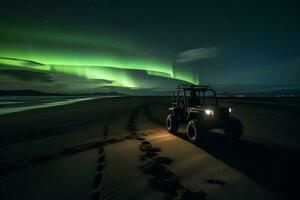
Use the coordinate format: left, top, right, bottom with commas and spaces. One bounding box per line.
248, 88, 300, 97
0, 90, 123, 96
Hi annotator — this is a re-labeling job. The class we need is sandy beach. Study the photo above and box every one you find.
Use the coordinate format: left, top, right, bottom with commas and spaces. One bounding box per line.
0, 97, 299, 200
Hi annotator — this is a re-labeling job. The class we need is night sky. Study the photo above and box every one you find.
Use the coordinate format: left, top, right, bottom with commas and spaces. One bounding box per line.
0, 0, 299, 95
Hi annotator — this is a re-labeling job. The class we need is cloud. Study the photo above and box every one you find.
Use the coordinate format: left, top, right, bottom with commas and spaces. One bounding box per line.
176, 46, 219, 63
0, 69, 53, 82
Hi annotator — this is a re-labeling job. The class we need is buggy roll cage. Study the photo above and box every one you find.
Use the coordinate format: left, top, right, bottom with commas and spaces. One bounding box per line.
172, 84, 219, 107
176, 84, 211, 89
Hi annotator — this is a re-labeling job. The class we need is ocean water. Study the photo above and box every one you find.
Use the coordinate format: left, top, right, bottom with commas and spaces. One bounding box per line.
0, 96, 119, 115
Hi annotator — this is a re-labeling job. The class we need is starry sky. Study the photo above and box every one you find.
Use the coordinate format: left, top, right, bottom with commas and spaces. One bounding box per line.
0, 0, 299, 95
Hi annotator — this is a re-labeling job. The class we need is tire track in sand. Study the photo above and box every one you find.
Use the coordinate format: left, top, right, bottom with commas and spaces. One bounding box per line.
91, 106, 142, 200
91, 121, 109, 200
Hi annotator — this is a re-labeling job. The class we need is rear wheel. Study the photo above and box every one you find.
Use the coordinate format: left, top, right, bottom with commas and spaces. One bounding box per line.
187, 120, 207, 144
224, 117, 243, 140
166, 114, 179, 134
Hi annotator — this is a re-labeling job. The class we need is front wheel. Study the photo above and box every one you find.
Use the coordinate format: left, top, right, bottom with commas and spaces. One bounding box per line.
187, 120, 207, 144
224, 117, 243, 140
166, 114, 179, 134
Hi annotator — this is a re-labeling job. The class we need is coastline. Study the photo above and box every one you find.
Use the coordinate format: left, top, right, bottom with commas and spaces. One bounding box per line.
0, 95, 124, 116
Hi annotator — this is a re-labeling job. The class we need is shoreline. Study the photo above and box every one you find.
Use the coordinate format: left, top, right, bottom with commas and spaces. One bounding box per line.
0, 95, 124, 116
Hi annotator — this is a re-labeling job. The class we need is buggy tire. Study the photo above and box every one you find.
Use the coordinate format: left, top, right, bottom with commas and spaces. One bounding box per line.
166, 114, 179, 134
224, 117, 243, 140
187, 120, 207, 144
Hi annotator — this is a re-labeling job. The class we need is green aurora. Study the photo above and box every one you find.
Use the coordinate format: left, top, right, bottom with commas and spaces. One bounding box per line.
0, 26, 199, 88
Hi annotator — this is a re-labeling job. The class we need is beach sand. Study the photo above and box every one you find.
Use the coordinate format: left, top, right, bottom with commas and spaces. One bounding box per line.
0, 97, 299, 200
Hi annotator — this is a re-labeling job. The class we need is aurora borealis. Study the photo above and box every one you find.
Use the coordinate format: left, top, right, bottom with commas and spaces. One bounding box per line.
0, 25, 199, 89
0, 0, 300, 95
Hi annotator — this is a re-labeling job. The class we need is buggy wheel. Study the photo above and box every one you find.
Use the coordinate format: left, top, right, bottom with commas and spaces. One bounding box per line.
187, 120, 207, 144
224, 117, 243, 140
166, 114, 179, 134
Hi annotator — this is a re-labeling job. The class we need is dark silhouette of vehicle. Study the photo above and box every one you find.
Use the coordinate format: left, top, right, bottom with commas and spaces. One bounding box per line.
166, 84, 243, 143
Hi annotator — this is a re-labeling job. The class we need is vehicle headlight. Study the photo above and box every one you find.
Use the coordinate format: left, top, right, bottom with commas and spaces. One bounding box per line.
229, 108, 232, 113
205, 109, 213, 115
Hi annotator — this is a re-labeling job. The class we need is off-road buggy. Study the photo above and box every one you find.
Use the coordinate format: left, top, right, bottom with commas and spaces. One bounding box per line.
166, 84, 243, 143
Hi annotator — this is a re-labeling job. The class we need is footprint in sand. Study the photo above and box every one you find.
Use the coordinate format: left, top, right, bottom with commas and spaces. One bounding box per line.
205, 178, 226, 186
126, 107, 141, 134
136, 137, 146, 141
139, 141, 161, 160
138, 137, 206, 200
153, 157, 173, 165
